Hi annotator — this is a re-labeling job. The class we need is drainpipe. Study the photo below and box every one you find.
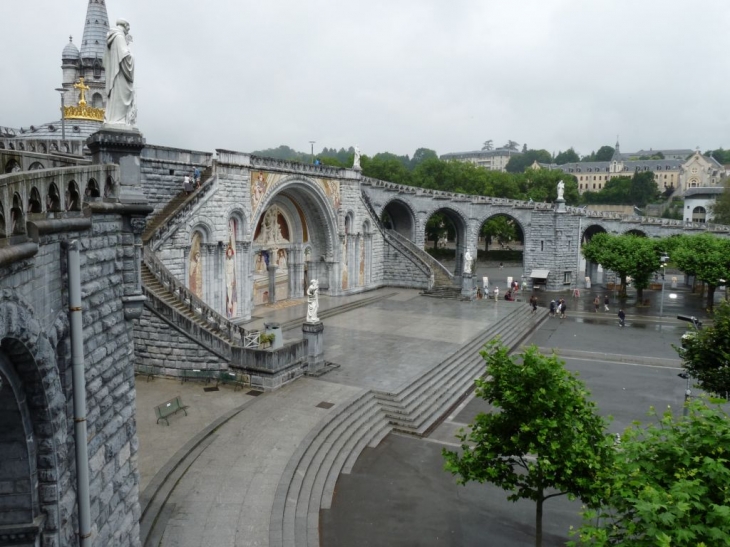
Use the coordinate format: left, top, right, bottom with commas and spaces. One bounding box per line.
67, 240, 91, 546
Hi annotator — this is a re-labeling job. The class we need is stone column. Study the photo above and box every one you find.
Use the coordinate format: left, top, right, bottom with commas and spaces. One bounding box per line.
303, 321, 325, 374
267, 263, 278, 304
237, 241, 250, 320
290, 247, 304, 299
461, 272, 474, 300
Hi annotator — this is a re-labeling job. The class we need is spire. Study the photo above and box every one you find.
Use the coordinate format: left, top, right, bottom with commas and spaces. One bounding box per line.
611, 137, 622, 161
80, 0, 110, 61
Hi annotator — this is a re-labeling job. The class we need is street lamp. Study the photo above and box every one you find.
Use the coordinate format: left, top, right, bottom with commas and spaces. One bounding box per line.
309, 141, 316, 164
659, 254, 669, 317
54, 88, 66, 141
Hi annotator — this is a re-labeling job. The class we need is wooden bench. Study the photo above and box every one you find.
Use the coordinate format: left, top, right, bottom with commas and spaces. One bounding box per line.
135, 365, 156, 382
216, 371, 245, 391
180, 368, 214, 384
155, 396, 189, 425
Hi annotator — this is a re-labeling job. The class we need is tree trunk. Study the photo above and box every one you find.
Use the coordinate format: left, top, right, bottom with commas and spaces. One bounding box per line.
620, 274, 628, 297
535, 492, 543, 547
707, 284, 716, 311
637, 287, 644, 302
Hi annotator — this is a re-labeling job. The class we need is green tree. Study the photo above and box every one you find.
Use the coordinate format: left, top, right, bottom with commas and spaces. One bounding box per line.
410, 147, 438, 169
506, 149, 552, 173
480, 216, 516, 251
554, 148, 580, 165
676, 301, 730, 397
482, 140, 493, 151
672, 233, 730, 310
711, 179, 730, 224
704, 148, 730, 164
570, 399, 730, 547
424, 213, 454, 248
630, 171, 659, 207
444, 343, 612, 547
594, 145, 616, 162
582, 233, 657, 298
521, 169, 579, 204
361, 156, 412, 186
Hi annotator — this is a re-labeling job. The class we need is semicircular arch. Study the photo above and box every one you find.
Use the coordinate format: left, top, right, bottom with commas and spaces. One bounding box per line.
381, 197, 418, 240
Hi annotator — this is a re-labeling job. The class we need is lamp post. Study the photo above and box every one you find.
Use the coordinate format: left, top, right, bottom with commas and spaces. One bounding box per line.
659, 254, 669, 317
309, 141, 316, 164
54, 88, 66, 141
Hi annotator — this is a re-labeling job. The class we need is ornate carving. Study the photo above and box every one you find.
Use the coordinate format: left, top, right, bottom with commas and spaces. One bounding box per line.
129, 216, 147, 234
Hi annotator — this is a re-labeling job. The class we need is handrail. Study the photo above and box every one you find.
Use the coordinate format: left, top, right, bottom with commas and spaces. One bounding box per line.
144, 168, 216, 249
142, 247, 246, 344
385, 229, 455, 284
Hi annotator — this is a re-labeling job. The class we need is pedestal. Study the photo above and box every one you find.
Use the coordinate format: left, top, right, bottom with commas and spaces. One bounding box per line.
461, 272, 474, 300
87, 127, 147, 204
555, 198, 566, 213
265, 322, 283, 350
302, 321, 325, 373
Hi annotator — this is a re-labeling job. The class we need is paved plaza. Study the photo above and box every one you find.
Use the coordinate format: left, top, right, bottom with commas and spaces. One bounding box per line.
135, 277, 711, 546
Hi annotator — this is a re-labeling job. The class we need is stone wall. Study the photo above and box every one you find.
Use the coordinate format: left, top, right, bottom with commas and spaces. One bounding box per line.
381, 239, 430, 288
523, 210, 581, 291
133, 307, 227, 376
140, 145, 213, 215
0, 163, 145, 546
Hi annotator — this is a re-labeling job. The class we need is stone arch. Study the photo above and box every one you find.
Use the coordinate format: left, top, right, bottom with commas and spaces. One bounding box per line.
692, 206, 707, 223
253, 176, 339, 295
4, 159, 21, 173
11, 192, 25, 235
65, 181, 80, 211
84, 178, 100, 199
423, 205, 470, 276
0, 201, 6, 238
28, 187, 42, 214
37, 143, 46, 154
224, 207, 247, 240
580, 224, 608, 283
380, 198, 416, 241
28, 162, 44, 171
623, 228, 647, 237
47, 183, 62, 212
475, 211, 526, 270
0, 292, 66, 544
581, 224, 607, 243
91, 92, 103, 108
104, 176, 116, 199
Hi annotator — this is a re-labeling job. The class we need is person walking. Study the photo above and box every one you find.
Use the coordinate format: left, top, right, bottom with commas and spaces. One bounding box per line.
549, 299, 556, 318
530, 294, 538, 315
499, 262, 503, 270
593, 296, 600, 313
604, 295, 610, 312
559, 299, 566, 319
618, 308, 625, 327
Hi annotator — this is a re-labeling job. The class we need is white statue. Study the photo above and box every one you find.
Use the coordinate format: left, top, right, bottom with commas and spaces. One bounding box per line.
557, 180, 565, 201
353, 145, 361, 170
463, 251, 473, 274
306, 279, 320, 322
104, 19, 136, 127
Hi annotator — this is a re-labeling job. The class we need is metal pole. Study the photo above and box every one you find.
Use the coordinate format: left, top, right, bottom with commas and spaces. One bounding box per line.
66, 241, 92, 546
309, 141, 315, 164
55, 88, 66, 142
660, 271, 665, 317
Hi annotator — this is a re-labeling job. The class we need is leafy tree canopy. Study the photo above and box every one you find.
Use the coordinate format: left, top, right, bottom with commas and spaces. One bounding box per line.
704, 148, 730, 164
444, 343, 612, 547
481, 215, 517, 251
570, 399, 730, 547
672, 233, 730, 310
711, 178, 730, 225
676, 301, 730, 397
506, 149, 552, 173
520, 169, 579, 204
554, 148, 580, 165
582, 146, 616, 162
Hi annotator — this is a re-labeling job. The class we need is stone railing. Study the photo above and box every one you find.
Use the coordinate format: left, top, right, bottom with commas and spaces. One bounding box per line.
142, 247, 246, 345
144, 172, 216, 250
215, 149, 361, 180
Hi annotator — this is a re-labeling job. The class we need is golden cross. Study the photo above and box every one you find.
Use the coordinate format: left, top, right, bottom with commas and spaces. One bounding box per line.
74, 77, 90, 107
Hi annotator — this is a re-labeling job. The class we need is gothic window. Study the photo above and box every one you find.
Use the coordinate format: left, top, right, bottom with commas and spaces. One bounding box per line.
47, 183, 62, 212
28, 188, 42, 213
92, 92, 103, 108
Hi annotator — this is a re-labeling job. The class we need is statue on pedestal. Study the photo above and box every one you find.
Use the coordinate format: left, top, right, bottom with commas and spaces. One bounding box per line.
306, 279, 320, 322
557, 180, 565, 201
104, 19, 136, 127
353, 146, 362, 170
463, 251, 473, 274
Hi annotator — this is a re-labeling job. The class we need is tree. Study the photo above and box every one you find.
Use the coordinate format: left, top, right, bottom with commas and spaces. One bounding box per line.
482, 140, 493, 151
443, 343, 612, 547
630, 171, 659, 208
425, 213, 453, 248
582, 233, 660, 298
554, 148, 580, 165
676, 301, 730, 397
506, 149, 552, 173
594, 145, 616, 162
410, 147, 438, 169
521, 168, 579, 204
672, 233, 730, 310
361, 156, 412, 186
503, 140, 520, 151
710, 179, 730, 225
481, 216, 516, 251
570, 399, 730, 546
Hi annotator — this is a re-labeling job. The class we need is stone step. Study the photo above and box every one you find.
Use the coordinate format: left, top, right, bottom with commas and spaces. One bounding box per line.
373, 304, 532, 403
270, 391, 375, 547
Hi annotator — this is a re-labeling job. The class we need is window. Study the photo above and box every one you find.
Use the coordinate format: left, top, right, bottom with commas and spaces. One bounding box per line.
541, 240, 544, 252
593, 183, 596, 189
563, 271, 572, 285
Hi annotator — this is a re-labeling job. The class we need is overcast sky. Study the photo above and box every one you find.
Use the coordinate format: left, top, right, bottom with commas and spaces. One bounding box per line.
4, 0, 729, 158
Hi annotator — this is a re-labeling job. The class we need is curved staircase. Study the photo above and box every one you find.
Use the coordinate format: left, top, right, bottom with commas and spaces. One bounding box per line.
269, 302, 547, 547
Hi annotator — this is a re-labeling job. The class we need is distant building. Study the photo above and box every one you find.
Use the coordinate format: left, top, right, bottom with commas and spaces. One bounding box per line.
683, 187, 725, 223
531, 142, 725, 196
624, 148, 693, 161
440, 148, 520, 172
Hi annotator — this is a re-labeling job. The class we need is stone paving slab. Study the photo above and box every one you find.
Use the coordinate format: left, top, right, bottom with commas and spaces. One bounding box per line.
135, 376, 255, 491
157, 378, 365, 547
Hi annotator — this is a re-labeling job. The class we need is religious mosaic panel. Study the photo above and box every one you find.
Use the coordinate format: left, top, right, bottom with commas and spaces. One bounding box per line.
225, 218, 238, 318
189, 231, 203, 298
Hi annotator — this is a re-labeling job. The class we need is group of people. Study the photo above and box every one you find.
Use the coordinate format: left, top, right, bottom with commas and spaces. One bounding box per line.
549, 298, 568, 319
183, 167, 202, 194
593, 295, 611, 313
